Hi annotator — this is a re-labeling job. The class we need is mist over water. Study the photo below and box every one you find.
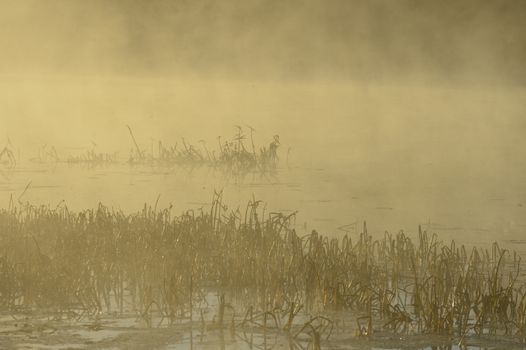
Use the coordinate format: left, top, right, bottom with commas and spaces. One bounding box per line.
1, 0, 526, 242
2, 0, 526, 84
2, 2, 526, 349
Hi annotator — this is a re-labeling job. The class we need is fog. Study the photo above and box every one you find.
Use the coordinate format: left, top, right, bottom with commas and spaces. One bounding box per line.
1, 0, 525, 83
1, 0, 526, 239
2, 2, 526, 348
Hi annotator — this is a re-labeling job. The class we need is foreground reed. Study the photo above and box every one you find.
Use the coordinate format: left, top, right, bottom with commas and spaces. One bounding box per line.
0, 194, 525, 344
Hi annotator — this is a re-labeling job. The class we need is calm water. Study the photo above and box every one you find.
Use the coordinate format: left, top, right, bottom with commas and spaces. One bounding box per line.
1, 159, 525, 252
2, 80, 526, 349
2, 79, 526, 252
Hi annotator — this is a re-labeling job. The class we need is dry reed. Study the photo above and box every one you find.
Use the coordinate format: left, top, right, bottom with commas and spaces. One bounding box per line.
0, 193, 525, 344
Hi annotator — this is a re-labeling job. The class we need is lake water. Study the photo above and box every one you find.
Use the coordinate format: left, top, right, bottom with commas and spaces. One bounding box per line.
1, 78, 526, 349
2, 157, 526, 252
2, 78, 525, 247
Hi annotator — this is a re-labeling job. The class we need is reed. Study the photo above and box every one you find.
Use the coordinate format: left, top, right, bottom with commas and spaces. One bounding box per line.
66, 147, 117, 165
30, 145, 60, 163
127, 126, 281, 173
0, 194, 525, 344
0, 140, 16, 167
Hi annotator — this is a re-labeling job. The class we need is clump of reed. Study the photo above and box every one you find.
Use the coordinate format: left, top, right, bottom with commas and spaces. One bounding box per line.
127, 125, 280, 173
30, 144, 60, 164
66, 146, 117, 165
29, 144, 116, 166
0, 140, 16, 168
0, 194, 526, 345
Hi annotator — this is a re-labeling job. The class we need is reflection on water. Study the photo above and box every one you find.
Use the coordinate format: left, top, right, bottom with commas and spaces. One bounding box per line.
0, 315, 494, 350
1, 138, 526, 350
1, 160, 525, 249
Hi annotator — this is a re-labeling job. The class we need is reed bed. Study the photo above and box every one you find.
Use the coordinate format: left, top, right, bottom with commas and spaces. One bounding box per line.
29, 145, 117, 166
13, 127, 281, 176
127, 126, 280, 173
0, 141, 16, 168
30, 145, 60, 164
0, 194, 525, 344
66, 149, 118, 165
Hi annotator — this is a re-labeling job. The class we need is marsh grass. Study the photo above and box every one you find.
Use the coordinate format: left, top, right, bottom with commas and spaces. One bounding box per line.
28, 144, 116, 167
0, 140, 16, 168
9, 127, 281, 177
0, 193, 526, 344
127, 126, 280, 173
66, 146, 117, 165
30, 145, 60, 164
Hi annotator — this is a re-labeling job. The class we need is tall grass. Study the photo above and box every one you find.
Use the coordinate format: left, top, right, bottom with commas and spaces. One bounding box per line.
0, 194, 525, 343
127, 126, 280, 173
29, 144, 60, 164
0, 140, 16, 168
66, 148, 117, 165
29, 144, 116, 166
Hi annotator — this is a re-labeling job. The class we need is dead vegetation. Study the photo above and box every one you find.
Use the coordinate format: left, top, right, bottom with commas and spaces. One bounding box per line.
0, 140, 16, 168
0, 193, 525, 346
30, 145, 60, 164
127, 125, 281, 173
66, 147, 117, 165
